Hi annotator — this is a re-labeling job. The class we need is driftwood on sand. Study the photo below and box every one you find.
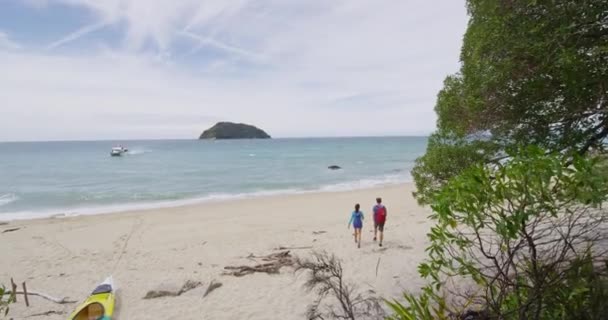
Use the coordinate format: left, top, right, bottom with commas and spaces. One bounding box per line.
2, 227, 21, 233
26, 310, 65, 318
203, 280, 223, 298
143, 280, 203, 299
223, 251, 294, 277
144, 280, 223, 300
274, 246, 313, 250
7, 291, 76, 304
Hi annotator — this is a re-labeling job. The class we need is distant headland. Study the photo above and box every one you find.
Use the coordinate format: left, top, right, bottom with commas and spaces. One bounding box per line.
199, 122, 271, 140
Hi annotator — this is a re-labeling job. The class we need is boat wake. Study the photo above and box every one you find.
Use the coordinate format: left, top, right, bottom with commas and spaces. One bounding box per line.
126, 149, 151, 155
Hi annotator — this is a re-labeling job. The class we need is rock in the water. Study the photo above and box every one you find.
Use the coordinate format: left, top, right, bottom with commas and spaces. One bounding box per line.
328, 165, 342, 170
199, 122, 271, 140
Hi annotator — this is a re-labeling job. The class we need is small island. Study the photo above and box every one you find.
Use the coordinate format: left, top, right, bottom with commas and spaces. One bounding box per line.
199, 122, 271, 140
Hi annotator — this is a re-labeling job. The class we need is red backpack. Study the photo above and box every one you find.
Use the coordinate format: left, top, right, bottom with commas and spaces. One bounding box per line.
376, 206, 386, 223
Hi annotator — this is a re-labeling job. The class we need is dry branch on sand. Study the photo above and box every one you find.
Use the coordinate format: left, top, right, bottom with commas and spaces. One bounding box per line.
7, 291, 76, 304
203, 280, 223, 298
26, 310, 64, 318
274, 246, 313, 250
143, 280, 223, 300
143, 280, 203, 299
224, 251, 294, 277
2, 227, 21, 233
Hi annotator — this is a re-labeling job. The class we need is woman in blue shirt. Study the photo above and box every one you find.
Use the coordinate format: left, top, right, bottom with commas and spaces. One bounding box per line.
348, 203, 365, 248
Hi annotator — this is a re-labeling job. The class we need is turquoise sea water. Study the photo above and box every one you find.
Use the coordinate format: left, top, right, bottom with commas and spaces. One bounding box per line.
0, 137, 427, 220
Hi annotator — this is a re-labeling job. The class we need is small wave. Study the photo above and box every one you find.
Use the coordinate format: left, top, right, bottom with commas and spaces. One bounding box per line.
0, 173, 412, 221
248, 154, 256, 157
0, 194, 18, 207
318, 174, 408, 192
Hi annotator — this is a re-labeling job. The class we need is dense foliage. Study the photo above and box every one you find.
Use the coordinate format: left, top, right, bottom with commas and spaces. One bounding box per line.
199, 122, 271, 139
413, 0, 608, 203
391, 149, 608, 320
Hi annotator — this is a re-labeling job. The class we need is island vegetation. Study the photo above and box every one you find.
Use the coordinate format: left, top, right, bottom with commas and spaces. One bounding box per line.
199, 122, 271, 140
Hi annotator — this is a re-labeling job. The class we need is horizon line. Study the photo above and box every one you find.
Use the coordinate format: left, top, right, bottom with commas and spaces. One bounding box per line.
0, 134, 431, 143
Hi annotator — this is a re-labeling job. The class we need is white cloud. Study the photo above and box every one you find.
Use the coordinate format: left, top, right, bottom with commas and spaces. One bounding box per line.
0, 31, 21, 50
0, 1, 468, 141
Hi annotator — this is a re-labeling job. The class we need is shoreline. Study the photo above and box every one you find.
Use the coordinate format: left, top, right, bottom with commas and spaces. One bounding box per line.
0, 181, 411, 223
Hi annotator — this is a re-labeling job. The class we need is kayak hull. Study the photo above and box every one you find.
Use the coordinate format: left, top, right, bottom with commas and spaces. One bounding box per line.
68, 277, 115, 320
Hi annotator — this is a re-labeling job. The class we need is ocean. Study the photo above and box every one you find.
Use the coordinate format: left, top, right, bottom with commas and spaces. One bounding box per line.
0, 137, 427, 220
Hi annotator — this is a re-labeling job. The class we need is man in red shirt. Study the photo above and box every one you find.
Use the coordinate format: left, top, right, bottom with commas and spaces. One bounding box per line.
373, 197, 387, 247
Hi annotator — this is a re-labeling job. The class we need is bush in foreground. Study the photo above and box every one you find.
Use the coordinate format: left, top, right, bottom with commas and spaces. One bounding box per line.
390, 148, 608, 320
295, 251, 385, 320
0, 286, 15, 317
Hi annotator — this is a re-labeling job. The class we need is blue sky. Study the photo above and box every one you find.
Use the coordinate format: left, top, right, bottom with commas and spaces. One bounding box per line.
0, 0, 468, 141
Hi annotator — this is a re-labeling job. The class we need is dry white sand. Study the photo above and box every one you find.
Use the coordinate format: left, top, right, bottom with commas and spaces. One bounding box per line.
1, 183, 433, 320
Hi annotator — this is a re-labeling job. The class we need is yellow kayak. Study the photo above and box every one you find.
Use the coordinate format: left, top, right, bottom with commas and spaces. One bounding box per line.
68, 277, 115, 320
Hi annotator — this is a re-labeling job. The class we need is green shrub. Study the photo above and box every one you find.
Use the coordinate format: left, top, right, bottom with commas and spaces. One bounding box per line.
390, 148, 608, 320
386, 290, 449, 320
0, 286, 15, 317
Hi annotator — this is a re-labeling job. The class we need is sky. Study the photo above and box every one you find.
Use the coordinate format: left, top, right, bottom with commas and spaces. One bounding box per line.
0, 0, 468, 141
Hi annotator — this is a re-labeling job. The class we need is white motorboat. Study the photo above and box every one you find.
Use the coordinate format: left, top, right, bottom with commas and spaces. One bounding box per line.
110, 146, 128, 156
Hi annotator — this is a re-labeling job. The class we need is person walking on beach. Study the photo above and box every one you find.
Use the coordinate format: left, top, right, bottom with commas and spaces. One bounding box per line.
348, 204, 364, 248
373, 197, 387, 247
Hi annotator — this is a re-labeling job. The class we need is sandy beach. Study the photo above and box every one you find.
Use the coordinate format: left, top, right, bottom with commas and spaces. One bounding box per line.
1, 183, 432, 320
